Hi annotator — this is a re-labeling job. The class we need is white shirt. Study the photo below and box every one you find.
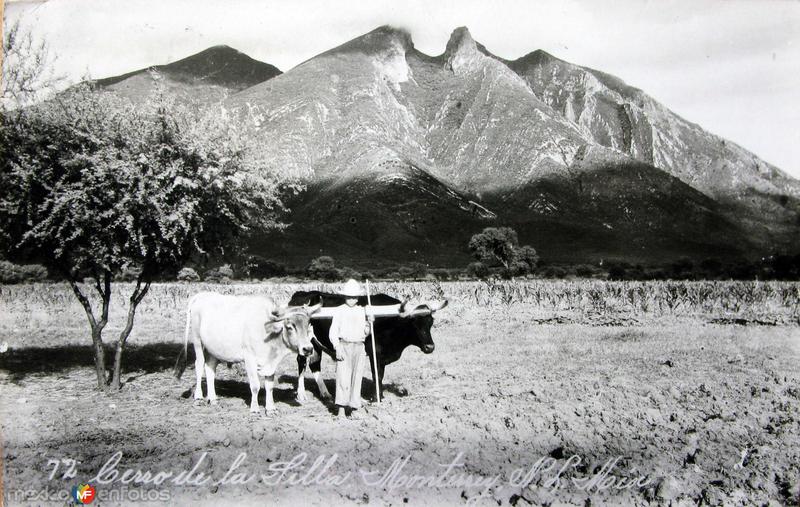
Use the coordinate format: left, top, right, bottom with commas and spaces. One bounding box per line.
329, 304, 369, 347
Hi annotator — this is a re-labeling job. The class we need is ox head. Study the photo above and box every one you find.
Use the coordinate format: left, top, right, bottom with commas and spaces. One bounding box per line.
398, 299, 448, 354
267, 302, 322, 356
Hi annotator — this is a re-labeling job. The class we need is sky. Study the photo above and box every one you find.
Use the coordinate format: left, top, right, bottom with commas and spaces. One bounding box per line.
5, 0, 800, 178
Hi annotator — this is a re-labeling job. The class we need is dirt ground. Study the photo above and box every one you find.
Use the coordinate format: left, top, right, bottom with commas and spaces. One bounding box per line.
1, 285, 799, 506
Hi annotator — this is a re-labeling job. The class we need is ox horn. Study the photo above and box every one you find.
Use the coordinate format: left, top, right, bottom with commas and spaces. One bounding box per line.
269, 306, 288, 322
428, 299, 449, 313
399, 301, 435, 318
399, 300, 412, 318
306, 302, 323, 315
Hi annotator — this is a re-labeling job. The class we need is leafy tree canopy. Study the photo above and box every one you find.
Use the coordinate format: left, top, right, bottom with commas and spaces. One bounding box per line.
468, 227, 539, 276
1, 84, 292, 280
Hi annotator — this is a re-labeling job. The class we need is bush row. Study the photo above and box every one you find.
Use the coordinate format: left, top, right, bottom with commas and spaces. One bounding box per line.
2, 253, 799, 284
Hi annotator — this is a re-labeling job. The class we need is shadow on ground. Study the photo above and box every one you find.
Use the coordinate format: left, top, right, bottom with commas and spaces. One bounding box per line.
0, 342, 183, 382
1, 343, 412, 406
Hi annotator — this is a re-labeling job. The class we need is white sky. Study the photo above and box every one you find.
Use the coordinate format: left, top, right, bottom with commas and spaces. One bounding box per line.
6, 0, 800, 178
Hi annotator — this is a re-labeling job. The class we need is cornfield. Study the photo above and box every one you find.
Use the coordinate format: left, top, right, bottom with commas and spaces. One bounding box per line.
1, 280, 798, 338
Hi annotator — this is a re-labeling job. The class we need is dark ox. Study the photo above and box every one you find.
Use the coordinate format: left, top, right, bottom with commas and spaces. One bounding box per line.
289, 291, 448, 402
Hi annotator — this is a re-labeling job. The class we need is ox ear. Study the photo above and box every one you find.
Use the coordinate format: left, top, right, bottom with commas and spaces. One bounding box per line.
429, 299, 448, 313
269, 306, 287, 322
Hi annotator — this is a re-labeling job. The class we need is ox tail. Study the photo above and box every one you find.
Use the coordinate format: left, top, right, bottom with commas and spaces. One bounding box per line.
173, 295, 195, 379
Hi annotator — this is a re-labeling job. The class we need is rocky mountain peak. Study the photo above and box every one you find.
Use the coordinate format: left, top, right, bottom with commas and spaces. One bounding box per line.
445, 27, 476, 53
443, 27, 480, 70
320, 25, 415, 60
371, 25, 415, 51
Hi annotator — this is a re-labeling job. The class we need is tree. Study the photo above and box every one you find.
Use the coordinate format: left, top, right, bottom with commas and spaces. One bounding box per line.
516, 245, 540, 273
468, 227, 539, 276
2, 21, 65, 109
468, 227, 519, 269
307, 256, 338, 281
467, 261, 489, 279
0, 84, 294, 390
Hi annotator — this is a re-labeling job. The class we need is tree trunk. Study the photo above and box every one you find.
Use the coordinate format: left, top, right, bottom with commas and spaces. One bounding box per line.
110, 277, 151, 390
68, 274, 112, 390
90, 326, 107, 388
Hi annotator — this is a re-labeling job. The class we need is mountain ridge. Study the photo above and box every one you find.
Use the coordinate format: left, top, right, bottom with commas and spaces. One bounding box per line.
95, 45, 282, 105
94, 26, 799, 266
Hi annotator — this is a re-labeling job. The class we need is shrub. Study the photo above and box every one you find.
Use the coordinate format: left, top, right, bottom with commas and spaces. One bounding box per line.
467, 261, 489, 279
670, 257, 694, 279
115, 265, 142, 282
177, 267, 200, 282
307, 256, 338, 281
247, 256, 286, 279
406, 262, 428, 278
19, 264, 48, 282
516, 245, 539, 272
542, 266, 568, 279
506, 260, 531, 278
575, 264, 600, 278
0, 261, 48, 283
429, 268, 450, 281
205, 264, 234, 283
606, 261, 631, 281
0, 260, 22, 283
338, 266, 362, 281
700, 258, 723, 278
398, 266, 415, 279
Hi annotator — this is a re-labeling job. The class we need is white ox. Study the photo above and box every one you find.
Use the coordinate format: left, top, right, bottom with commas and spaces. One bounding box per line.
174, 292, 321, 413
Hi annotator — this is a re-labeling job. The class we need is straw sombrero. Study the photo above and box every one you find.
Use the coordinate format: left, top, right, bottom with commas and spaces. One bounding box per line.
338, 279, 364, 297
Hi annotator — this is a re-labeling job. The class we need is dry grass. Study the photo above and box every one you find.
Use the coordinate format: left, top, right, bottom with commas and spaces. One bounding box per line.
0, 280, 797, 349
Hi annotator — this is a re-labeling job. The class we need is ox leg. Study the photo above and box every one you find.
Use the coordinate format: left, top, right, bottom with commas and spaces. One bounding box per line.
193, 340, 205, 401
296, 355, 308, 404
309, 353, 331, 401
243, 359, 261, 414
307, 346, 331, 401
204, 356, 219, 404
378, 363, 387, 399
313, 371, 332, 401
311, 356, 333, 401
264, 374, 276, 412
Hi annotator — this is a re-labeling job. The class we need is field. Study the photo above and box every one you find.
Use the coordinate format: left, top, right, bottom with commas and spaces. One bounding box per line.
1, 280, 799, 506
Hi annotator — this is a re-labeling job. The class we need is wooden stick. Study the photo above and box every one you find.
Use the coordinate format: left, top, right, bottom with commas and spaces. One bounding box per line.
366, 280, 380, 404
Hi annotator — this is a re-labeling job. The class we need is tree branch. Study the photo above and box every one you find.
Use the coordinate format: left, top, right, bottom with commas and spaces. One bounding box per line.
67, 277, 97, 330
99, 270, 111, 327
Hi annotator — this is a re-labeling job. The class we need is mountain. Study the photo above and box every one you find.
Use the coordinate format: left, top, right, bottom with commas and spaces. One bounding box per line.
224, 26, 783, 267
96, 27, 799, 268
506, 50, 800, 247
95, 45, 281, 105
252, 151, 751, 268
228, 26, 589, 190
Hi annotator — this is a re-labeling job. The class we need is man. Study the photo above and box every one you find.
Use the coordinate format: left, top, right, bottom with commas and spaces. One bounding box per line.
330, 279, 373, 419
